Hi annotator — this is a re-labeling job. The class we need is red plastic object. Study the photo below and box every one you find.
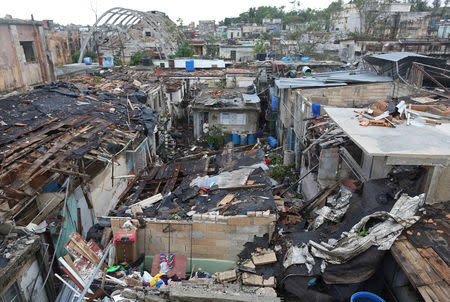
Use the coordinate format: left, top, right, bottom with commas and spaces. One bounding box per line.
115, 229, 136, 243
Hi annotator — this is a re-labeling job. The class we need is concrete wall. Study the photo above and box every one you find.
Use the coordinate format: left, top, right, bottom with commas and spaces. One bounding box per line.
46, 30, 77, 66
110, 213, 276, 261
0, 22, 54, 94
219, 46, 254, 62
225, 74, 255, 88
298, 82, 410, 108
193, 108, 259, 138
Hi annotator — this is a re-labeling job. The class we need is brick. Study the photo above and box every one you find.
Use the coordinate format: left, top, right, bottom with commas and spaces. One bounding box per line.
204, 231, 226, 240
252, 251, 277, 265
228, 216, 251, 226
217, 270, 237, 283
242, 273, 264, 286
263, 276, 276, 288
247, 211, 256, 217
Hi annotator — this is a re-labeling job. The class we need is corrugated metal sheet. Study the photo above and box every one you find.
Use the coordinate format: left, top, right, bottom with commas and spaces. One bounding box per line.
364, 52, 443, 66
274, 70, 391, 89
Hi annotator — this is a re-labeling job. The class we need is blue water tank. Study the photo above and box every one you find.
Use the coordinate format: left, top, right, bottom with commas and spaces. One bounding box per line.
225, 134, 232, 143
240, 134, 247, 145
248, 134, 256, 145
301, 57, 310, 61
83, 57, 92, 65
185, 60, 194, 71
271, 96, 280, 111
351, 292, 385, 302
232, 134, 240, 145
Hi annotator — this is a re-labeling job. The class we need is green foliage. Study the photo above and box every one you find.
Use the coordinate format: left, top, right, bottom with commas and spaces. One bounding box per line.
408, 0, 430, 11
113, 51, 122, 66
268, 153, 283, 165
205, 125, 226, 150
175, 40, 194, 58
358, 225, 369, 237
127, 51, 144, 66
269, 165, 287, 182
220, 6, 285, 25
72, 50, 98, 63
254, 39, 267, 55
93, 76, 101, 83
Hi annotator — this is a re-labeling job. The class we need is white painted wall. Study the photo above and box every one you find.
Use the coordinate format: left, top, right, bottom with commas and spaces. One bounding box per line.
20, 259, 49, 302
88, 154, 130, 217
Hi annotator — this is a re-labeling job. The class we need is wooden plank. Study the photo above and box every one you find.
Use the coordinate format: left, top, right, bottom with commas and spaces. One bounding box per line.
417, 248, 450, 285
127, 167, 159, 205
216, 194, 235, 207
391, 239, 442, 288
162, 163, 181, 193
418, 282, 450, 302
134, 193, 163, 208
68, 233, 102, 266
11, 124, 91, 189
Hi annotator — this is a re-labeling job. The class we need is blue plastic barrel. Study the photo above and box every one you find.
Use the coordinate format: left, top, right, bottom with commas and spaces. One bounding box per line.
271, 96, 280, 111
83, 57, 92, 65
301, 57, 310, 61
240, 134, 247, 145
185, 60, 194, 71
225, 134, 232, 143
232, 134, 240, 145
351, 292, 385, 302
248, 134, 256, 145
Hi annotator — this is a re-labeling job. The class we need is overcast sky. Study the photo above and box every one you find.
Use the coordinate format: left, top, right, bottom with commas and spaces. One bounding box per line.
1, 0, 333, 26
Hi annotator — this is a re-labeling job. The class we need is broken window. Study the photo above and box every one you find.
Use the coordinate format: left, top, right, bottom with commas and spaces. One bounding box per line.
145, 31, 152, 37
55, 44, 61, 57
0, 282, 23, 302
20, 41, 36, 62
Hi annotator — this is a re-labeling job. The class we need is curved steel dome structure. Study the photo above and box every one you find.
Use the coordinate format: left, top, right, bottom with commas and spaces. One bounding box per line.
78, 7, 182, 62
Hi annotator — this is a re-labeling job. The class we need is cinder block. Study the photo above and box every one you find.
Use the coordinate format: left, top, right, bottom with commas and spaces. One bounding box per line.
242, 272, 264, 286
247, 211, 256, 217
191, 231, 205, 239
253, 217, 275, 225
255, 211, 263, 217
216, 215, 228, 223
228, 216, 251, 226
236, 225, 261, 234
217, 270, 237, 283
192, 223, 207, 231
252, 251, 277, 265
263, 276, 276, 288
192, 214, 202, 221
206, 224, 225, 232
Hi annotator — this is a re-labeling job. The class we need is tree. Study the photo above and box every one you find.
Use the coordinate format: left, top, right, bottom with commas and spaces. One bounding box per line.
175, 40, 194, 58
409, 0, 430, 11
432, 0, 441, 8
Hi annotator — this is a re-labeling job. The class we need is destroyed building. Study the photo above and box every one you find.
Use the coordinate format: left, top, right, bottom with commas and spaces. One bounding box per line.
78, 8, 181, 63
0, 17, 55, 94
191, 88, 261, 139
